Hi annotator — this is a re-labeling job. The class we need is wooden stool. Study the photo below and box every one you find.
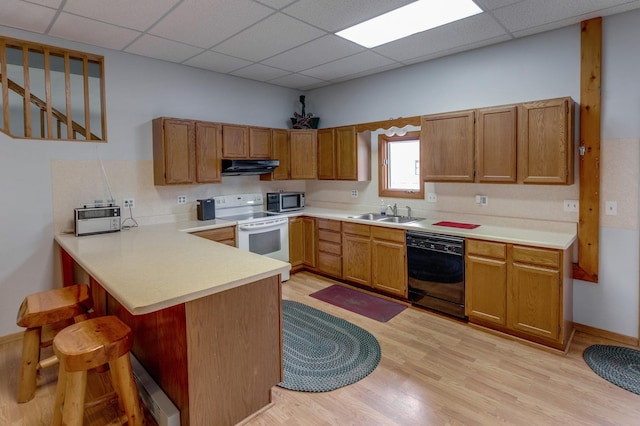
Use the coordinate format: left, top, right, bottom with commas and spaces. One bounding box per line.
52, 316, 143, 426
16, 284, 92, 403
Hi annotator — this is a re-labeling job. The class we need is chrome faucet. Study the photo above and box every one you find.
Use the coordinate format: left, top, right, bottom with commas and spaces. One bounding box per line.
406, 206, 412, 218
387, 203, 398, 216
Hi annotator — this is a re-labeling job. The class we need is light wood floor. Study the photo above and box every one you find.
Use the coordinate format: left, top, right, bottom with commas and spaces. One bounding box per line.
2, 271, 639, 425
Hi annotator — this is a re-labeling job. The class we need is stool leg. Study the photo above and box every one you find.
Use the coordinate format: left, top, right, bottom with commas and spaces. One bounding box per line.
18, 327, 41, 403
62, 370, 87, 426
51, 364, 67, 426
109, 354, 143, 426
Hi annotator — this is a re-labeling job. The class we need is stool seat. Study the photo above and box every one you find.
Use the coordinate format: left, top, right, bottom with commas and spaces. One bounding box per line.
16, 284, 92, 403
52, 316, 143, 426
17, 284, 91, 328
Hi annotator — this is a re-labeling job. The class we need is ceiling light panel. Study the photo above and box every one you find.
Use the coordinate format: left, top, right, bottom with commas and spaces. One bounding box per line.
336, 0, 483, 48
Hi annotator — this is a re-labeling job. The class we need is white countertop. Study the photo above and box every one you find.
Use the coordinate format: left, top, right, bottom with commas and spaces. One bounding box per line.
288, 207, 577, 250
55, 221, 290, 315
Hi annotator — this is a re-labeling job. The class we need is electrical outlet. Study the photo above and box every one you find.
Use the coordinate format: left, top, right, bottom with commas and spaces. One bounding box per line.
123, 199, 135, 208
563, 200, 579, 212
177, 195, 187, 205
605, 201, 617, 216
427, 193, 437, 202
475, 195, 488, 206
351, 189, 358, 198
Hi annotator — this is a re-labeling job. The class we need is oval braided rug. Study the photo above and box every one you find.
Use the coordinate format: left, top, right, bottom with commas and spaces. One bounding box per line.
279, 300, 381, 392
583, 344, 640, 395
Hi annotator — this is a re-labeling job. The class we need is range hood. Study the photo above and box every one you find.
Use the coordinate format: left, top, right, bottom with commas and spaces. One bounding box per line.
221, 159, 279, 176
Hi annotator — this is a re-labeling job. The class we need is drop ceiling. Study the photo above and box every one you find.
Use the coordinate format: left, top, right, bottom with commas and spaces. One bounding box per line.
1, 0, 639, 90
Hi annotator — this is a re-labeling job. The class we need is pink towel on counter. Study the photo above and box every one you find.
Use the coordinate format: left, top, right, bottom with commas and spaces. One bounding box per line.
433, 221, 480, 229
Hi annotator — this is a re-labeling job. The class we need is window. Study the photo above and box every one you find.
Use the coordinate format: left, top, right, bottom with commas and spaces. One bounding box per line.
378, 131, 423, 199
0, 36, 106, 141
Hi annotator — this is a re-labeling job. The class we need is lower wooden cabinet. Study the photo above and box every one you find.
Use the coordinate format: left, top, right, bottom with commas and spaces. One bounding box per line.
288, 217, 304, 273
302, 217, 317, 268
371, 227, 406, 297
317, 219, 342, 278
191, 225, 236, 246
342, 223, 372, 286
465, 239, 572, 350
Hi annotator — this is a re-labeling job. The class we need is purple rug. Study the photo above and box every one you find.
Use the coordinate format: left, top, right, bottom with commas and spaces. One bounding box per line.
309, 285, 407, 322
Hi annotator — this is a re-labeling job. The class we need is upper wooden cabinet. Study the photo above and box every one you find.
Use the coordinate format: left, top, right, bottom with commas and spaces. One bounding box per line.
221, 124, 248, 159
317, 126, 370, 181
518, 97, 574, 184
153, 117, 221, 185
421, 110, 475, 182
476, 106, 517, 183
221, 125, 272, 159
289, 130, 317, 179
422, 97, 574, 185
261, 129, 289, 181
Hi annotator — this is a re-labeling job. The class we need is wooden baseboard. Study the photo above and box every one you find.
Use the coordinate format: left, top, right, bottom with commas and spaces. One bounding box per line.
573, 322, 639, 347
0, 331, 23, 345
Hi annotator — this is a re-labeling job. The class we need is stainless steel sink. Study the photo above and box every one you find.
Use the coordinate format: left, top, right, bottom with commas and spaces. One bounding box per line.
348, 213, 387, 221
378, 216, 425, 224
348, 213, 424, 223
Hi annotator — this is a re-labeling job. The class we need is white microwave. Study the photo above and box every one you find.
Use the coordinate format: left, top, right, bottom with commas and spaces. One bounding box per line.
266, 192, 305, 212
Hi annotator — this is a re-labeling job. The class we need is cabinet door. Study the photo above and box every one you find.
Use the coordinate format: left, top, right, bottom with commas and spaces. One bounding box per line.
153, 118, 195, 185
317, 128, 336, 180
371, 238, 406, 297
249, 127, 272, 159
222, 124, 248, 158
335, 126, 358, 180
466, 254, 507, 325
302, 217, 317, 268
195, 121, 222, 183
421, 111, 475, 182
476, 106, 517, 183
272, 129, 290, 180
342, 232, 371, 287
288, 217, 304, 271
290, 130, 317, 179
192, 226, 235, 246
518, 97, 573, 184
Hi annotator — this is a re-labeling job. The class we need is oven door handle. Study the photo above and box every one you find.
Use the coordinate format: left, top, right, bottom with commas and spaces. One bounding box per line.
237, 219, 287, 231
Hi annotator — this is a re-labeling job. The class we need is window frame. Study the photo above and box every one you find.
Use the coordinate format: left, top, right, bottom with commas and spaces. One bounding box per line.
378, 130, 423, 199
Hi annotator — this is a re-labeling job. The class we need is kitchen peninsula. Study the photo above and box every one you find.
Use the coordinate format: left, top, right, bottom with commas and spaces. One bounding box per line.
55, 222, 290, 426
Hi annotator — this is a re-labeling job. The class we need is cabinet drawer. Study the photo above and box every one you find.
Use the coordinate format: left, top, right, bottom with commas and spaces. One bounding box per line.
318, 219, 341, 232
318, 229, 341, 244
192, 226, 236, 242
467, 239, 506, 259
318, 252, 342, 277
371, 226, 405, 243
512, 245, 560, 269
342, 222, 370, 237
319, 240, 341, 255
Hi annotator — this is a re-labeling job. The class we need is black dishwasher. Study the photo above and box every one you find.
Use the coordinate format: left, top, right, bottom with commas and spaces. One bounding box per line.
406, 231, 466, 319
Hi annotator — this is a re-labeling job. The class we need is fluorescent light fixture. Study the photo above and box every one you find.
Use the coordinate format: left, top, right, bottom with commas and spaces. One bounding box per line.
336, 0, 482, 48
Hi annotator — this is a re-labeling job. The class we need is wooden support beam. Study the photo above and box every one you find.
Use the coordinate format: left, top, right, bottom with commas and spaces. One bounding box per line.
573, 17, 602, 283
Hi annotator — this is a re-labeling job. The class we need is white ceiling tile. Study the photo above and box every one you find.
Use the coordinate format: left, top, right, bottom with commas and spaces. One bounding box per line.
401, 35, 512, 65
473, 0, 522, 11
49, 13, 141, 50
26, 0, 63, 7
261, 35, 364, 72
374, 13, 509, 62
230, 63, 290, 81
62, 0, 179, 31
0, 0, 56, 33
493, 0, 638, 32
183, 50, 252, 73
214, 13, 326, 62
149, 0, 273, 48
330, 62, 405, 83
125, 34, 204, 63
252, 0, 297, 10
282, 0, 414, 32
301, 51, 397, 81
267, 73, 328, 90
